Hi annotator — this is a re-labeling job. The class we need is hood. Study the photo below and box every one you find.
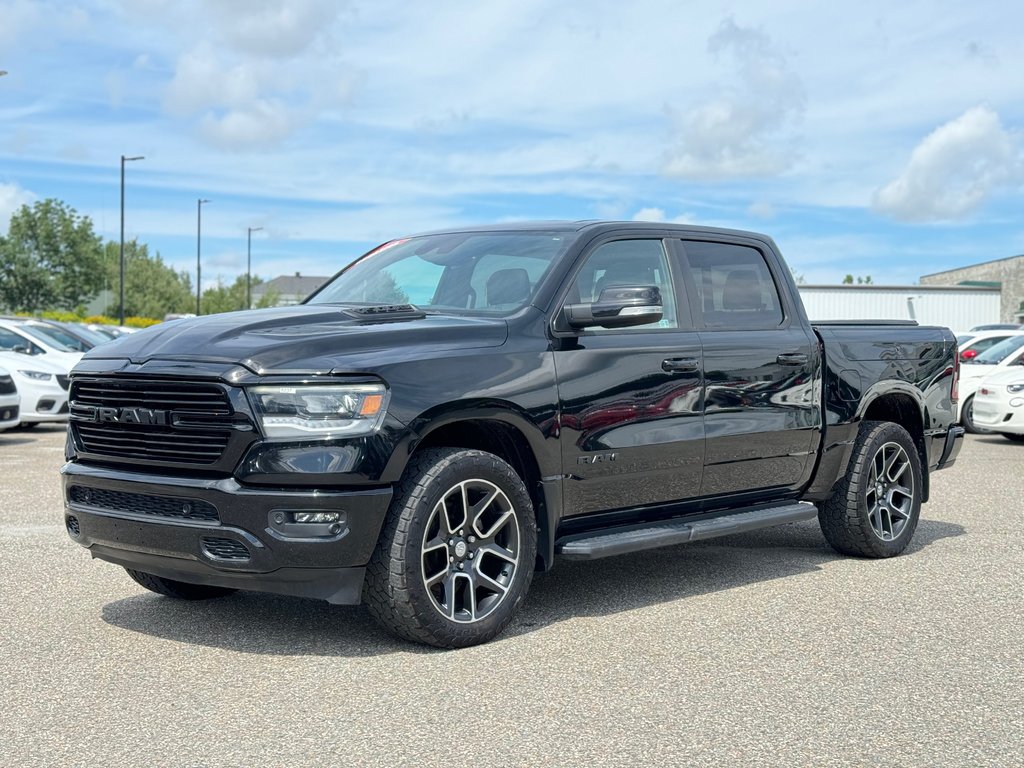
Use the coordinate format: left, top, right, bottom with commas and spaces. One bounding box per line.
80, 305, 509, 375
0, 350, 73, 375
976, 366, 1024, 387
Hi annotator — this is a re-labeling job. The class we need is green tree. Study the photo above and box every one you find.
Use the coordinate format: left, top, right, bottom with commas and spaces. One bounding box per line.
842, 274, 873, 285
200, 274, 277, 315
103, 240, 194, 319
0, 199, 104, 312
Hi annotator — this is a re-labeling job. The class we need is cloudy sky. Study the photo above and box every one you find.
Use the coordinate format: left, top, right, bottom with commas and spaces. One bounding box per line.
1, 0, 1022, 290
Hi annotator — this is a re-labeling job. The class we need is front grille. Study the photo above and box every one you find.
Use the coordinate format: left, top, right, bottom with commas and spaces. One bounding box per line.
201, 536, 250, 561
56, 375, 70, 391
70, 378, 234, 465
0, 375, 15, 395
68, 485, 219, 522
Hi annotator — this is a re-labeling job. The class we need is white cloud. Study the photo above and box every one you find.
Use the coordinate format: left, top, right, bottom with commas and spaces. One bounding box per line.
199, 100, 295, 150
0, 182, 36, 228
663, 18, 805, 180
631, 208, 696, 224
210, 0, 343, 58
873, 106, 1022, 222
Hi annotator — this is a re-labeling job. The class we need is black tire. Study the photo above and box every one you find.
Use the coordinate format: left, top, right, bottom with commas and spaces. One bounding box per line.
18, 422, 39, 430
961, 395, 989, 434
1001, 433, 1024, 443
125, 569, 237, 600
364, 448, 537, 648
819, 420, 923, 558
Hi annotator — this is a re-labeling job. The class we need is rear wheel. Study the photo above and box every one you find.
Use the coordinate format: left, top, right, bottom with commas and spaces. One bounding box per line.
364, 448, 537, 648
125, 569, 237, 600
819, 420, 923, 558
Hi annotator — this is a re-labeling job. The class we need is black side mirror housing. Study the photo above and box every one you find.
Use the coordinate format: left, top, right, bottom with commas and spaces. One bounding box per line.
563, 285, 663, 330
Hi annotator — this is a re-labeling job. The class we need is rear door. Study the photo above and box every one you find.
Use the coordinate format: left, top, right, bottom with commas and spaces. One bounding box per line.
552, 235, 705, 517
677, 237, 821, 499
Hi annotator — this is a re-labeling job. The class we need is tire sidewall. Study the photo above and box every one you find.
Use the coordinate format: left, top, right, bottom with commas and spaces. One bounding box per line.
855, 424, 923, 557
397, 450, 537, 645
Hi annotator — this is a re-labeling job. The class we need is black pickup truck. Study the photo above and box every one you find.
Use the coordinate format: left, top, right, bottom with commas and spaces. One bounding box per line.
62, 221, 964, 647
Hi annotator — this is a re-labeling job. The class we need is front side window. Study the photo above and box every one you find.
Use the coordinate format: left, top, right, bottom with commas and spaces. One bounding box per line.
307, 232, 570, 315
683, 241, 784, 329
567, 239, 678, 329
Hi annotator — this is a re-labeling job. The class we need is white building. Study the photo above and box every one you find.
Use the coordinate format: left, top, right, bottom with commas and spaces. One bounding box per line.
797, 284, 1001, 332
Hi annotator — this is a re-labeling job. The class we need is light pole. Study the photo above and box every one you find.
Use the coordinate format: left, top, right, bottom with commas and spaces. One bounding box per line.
119, 155, 144, 325
196, 198, 210, 315
246, 226, 263, 310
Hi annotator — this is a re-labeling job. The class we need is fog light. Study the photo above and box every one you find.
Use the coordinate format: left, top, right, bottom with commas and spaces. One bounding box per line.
293, 511, 341, 524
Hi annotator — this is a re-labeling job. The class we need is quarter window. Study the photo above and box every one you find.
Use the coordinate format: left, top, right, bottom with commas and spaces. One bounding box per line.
684, 241, 784, 329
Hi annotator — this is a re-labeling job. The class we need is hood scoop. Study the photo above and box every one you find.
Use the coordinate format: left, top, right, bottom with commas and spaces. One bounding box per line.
341, 304, 427, 322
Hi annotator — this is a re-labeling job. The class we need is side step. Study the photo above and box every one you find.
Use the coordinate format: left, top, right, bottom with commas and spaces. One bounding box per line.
556, 502, 818, 561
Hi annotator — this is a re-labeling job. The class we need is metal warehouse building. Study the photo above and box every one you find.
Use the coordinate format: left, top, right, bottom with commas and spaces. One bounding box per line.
920, 254, 1024, 324
797, 284, 1001, 332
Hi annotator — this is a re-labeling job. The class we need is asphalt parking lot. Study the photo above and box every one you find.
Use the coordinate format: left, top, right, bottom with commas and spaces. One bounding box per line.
1, 425, 1021, 767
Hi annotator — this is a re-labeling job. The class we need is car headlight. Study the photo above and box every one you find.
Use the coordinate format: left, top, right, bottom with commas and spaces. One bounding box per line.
18, 370, 53, 381
1007, 383, 1024, 394
248, 383, 388, 439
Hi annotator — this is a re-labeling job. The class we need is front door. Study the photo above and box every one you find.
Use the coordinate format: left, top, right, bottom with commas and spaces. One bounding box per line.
553, 236, 705, 517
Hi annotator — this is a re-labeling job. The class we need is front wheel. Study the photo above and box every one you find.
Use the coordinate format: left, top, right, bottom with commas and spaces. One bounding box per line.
961, 395, 990, 434
819, 420, 923, 558
1001, 433, 1024, 443
364, 448, 537, 648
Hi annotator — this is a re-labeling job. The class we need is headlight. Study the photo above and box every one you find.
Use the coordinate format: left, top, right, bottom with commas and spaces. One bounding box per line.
18, 370, 52, 381
248, 383, 388, 439
1007, 383, 1024, 394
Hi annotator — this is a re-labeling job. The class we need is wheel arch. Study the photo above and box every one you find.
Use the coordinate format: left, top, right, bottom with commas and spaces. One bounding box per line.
859, 388, 929, 501
399, 404, 557, 570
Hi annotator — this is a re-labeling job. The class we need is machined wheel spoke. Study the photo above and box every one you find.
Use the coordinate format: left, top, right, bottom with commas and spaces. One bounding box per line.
478, 542, 517, 567
424, 566, 448, 589
423, 535, 448, 555
477, 508, 515, 541
469, 487, 501, 526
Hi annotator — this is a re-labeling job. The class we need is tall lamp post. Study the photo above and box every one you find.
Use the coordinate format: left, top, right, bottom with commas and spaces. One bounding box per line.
196, 198, 210, 315
246, 226, 263, 310
119, 155, 144, 325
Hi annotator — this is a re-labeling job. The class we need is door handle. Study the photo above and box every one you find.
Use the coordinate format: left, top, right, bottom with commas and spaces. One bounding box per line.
777, 352, 809, 366
662, 358, 700, 373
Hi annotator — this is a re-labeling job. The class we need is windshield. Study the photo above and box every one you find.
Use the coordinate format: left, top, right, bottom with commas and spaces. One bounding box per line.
971, 334, 1024, 364
14, 324, 78, 352
307, 232, 571, 314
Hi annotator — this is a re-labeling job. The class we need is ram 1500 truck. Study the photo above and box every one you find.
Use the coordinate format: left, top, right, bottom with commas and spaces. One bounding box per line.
62, 221, 964, 647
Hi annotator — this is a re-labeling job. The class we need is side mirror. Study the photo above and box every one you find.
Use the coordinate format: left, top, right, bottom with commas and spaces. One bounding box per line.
563, 285, 663, 330
12, 345, 31, 355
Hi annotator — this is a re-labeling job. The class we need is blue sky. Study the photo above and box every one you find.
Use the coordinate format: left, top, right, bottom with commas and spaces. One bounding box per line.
1, 0, 1022, 291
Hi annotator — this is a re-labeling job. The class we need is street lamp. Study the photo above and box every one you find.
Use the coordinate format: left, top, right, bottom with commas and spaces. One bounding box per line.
196, 198, 210, 315
119, 155, 144, 325
246, 226, 263, 310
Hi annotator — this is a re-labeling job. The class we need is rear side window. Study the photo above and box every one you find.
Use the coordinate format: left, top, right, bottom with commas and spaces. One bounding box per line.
683, 241, 784, 329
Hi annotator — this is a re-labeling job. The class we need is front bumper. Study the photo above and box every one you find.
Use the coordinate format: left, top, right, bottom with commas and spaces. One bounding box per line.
61, 462, 392, 604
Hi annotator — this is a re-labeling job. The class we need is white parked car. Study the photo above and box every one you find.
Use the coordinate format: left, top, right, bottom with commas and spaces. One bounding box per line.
956, 334, 1024, 433
0, 319, 84, 369
0, 351, 71, 427
0, 365, 20, 431
955, 329, 1024, 362
971, 369, 1024, 442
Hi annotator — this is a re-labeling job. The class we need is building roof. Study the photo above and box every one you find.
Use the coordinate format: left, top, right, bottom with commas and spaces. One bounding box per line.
921, 253, 1024, 278
254, 274, 329, 297
799, 284, 1000, 292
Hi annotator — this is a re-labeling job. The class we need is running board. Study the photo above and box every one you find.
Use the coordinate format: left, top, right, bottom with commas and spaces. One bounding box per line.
556, 502, 818, 561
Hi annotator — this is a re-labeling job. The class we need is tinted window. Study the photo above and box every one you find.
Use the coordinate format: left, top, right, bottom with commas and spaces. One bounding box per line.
568, 239, 678, 329
0, 327, 42, 354
972, 334, 1024, 364
308, 233, 569, 315
683, 241, 784, 329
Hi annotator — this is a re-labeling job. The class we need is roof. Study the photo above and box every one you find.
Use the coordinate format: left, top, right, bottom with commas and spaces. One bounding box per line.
255, 275, 329, 296
799, 284, 1001, 292
412, 219, 774, 241
921, 253, 1024, 278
